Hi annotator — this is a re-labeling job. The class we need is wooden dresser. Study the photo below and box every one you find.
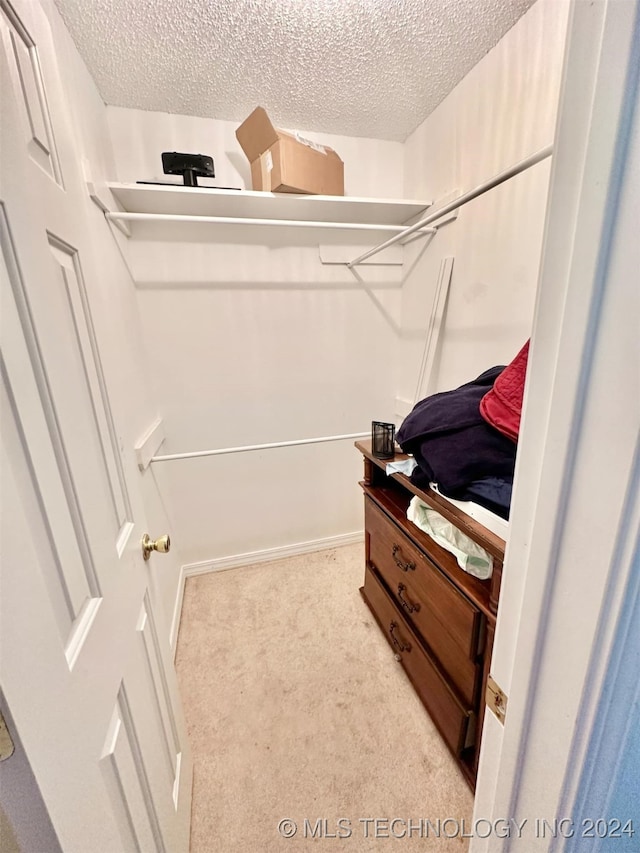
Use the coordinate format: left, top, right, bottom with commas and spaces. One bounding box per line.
356, 440, 505, 789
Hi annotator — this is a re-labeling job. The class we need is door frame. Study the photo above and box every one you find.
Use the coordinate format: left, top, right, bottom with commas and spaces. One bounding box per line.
472, 0, 640, 848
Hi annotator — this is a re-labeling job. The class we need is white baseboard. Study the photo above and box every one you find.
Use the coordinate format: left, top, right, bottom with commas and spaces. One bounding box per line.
170, 531, 364, 657
184, 531, 364, 577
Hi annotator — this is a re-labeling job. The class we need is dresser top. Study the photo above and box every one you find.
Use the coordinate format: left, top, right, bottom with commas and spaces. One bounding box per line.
355, 440, 506, 562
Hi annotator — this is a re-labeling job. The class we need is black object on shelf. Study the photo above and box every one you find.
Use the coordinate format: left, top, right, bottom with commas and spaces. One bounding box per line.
372, 421, 396, 459
135, 181, 241, 190
161, 152, 215, 187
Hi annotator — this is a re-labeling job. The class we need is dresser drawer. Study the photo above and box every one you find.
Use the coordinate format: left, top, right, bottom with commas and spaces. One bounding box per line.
365, 498, 482, 702
361, 565, 474, 756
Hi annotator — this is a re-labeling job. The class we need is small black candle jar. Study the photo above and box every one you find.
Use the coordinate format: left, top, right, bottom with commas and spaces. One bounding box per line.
371, 421, 396, 459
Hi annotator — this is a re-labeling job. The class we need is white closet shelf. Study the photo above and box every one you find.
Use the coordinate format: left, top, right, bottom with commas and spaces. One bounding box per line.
106, 183, 432, 226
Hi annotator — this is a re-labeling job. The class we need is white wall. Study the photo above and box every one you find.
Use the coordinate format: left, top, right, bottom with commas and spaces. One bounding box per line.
106, 107, 406, 567
399, 3, 569, 819
399, 0, 570, 402
107, 107, 405, 199
102, 0, 568, 570
396, 0, 571, 830
40, 0, 569, 593
37, 0, 186, 640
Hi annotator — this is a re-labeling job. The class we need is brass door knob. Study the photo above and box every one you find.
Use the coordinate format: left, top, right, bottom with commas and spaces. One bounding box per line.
141, 533, 171, 561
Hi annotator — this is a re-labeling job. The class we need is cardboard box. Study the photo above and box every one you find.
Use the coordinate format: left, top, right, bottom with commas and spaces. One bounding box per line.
236, 107, 344, 196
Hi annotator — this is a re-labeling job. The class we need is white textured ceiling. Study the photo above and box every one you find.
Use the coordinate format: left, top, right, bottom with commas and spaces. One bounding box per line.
54, 0, 536, 142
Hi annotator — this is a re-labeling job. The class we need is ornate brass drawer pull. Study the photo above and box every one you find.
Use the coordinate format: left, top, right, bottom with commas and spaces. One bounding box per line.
397, 583, 421, 614
392, 543, 416, 572
389, 621, 411, 653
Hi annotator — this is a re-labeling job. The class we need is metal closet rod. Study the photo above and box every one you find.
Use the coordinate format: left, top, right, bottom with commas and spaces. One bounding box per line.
348, 144, 554, 268
105, 211, 438, 235
150, 431, 370, 463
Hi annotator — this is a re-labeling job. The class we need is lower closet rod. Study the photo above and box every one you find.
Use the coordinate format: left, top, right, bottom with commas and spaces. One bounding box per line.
348, 144, 554, 267
150, 431, 370, 463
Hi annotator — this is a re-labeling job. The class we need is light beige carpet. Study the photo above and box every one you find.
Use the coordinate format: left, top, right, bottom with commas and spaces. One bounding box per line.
176, 543, 473, 852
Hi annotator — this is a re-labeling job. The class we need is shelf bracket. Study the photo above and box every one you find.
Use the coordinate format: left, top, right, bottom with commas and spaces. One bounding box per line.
318, 244, 404, 266
83, 158, 131, 237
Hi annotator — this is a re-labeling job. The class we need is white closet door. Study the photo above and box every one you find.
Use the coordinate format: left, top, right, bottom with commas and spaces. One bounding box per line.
0, 1, 191, 849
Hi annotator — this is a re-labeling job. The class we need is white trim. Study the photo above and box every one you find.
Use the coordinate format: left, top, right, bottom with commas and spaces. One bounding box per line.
394, 396, 413, 421
169, 563, 186, 657
64, 597, 102, 671
561, 441, 640, 832
83, 159, 131, 238
106, 183, 432, 225
413, 256, 454, 403
183, 531, 364, 576
472, 0, 640, 848
172, 751, 183, 810
170, 531, 364, 656
115, 520, 135, 558
134, 417, 165, 471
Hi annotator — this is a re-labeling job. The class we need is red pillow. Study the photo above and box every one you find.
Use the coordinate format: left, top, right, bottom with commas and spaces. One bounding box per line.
480, 340, 530, 442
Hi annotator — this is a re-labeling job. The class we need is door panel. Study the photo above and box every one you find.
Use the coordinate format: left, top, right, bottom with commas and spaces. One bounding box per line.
137, 594, 183, 806
1, 209, 101, 646
101, 689, 167, 853
45, 232, 134, 548
0, 3, 62, 184
0, 0, 191, 848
